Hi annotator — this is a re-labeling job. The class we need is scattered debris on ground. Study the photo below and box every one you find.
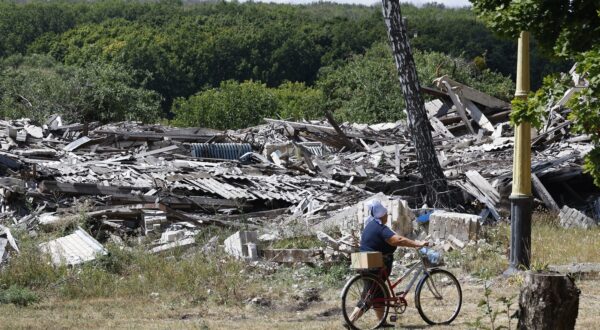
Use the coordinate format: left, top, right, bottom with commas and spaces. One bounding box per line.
0, 74, 596, 268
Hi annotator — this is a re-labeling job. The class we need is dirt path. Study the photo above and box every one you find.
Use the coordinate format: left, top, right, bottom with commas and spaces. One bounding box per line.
0, 276, 598, 329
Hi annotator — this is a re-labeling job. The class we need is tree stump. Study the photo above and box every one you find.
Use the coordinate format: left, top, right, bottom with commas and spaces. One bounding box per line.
518, 272, 580, 330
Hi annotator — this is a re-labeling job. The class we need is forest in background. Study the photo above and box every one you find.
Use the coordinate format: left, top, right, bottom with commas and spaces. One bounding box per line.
0, 0, 570, 128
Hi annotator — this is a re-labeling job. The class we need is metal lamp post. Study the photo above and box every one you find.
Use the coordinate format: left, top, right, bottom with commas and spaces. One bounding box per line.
506, 31, 533, 274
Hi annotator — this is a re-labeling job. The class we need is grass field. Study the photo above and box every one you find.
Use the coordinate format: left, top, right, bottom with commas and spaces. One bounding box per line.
0, 278, 599, 329
0, 213, 599, 329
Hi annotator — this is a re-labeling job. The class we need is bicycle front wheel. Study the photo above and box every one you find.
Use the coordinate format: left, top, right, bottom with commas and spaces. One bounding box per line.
415, 268, 462, 325
341, 273, 389, 330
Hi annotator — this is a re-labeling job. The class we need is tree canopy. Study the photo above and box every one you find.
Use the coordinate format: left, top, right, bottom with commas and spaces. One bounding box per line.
471, 0, 600, 185
0, 54, 161, 123
471, 0, 600, 57
0, 0, 570, 127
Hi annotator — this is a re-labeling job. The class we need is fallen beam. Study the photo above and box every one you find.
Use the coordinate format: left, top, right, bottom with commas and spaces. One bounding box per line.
440, 80, 476, 134
435, 75, 510, 109
531, 173, 560, 212
38, 181, 246, 209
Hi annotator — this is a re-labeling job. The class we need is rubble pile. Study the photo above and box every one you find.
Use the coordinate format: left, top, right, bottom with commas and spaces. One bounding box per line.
0, 73, 596, 266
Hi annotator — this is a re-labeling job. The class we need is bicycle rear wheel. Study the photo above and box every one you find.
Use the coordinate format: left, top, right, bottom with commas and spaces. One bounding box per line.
341, 273, 390, 330
415, 268, 462, 325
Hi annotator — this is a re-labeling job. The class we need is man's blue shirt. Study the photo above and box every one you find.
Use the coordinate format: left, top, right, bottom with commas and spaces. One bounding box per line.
359, 220, 397, 255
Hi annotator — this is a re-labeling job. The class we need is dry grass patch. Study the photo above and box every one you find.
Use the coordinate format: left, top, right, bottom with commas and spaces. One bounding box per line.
531, 212, 600, 265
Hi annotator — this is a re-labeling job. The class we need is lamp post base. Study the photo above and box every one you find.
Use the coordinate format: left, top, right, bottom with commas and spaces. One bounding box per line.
506, 195, 533, 274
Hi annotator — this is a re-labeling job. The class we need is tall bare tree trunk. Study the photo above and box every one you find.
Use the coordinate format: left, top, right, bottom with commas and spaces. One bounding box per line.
381, 0, 453, 207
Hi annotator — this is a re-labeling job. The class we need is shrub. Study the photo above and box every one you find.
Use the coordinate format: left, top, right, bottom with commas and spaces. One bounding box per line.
0, 285, 39, 306
172, 80, 323, 129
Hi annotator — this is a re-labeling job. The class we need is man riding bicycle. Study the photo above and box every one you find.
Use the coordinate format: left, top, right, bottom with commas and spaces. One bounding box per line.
348, 199, 428, 328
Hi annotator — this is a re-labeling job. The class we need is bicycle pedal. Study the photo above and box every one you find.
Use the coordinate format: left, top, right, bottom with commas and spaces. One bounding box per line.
389, 315, 397, 322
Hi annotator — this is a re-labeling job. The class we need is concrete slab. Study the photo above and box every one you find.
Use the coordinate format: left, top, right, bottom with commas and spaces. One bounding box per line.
429, 211, 480, 242
224, 231, 258, 259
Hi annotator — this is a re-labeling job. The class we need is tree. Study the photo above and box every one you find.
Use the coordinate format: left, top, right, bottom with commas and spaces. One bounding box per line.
471, 1, 600, 186
470, 0, 600, 58
171, 80, 323, 130
381, 0, 454, 208
318, 42, 514, 124
0, 54, 161, 124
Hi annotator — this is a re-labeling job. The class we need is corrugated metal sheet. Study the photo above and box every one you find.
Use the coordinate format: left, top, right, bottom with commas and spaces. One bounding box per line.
39, 227, 107, 266
186, 177, 254, 200
191, 143, 252, 160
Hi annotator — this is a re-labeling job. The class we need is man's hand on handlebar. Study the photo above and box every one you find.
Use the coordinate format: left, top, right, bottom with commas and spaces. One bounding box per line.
416, 241, 429, 248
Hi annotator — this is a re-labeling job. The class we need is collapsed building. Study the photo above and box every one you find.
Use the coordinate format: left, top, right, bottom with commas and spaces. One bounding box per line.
0, 72, 597, 265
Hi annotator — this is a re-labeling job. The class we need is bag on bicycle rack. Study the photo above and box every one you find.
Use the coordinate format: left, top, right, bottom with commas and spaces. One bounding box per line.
420, 248, 444, 267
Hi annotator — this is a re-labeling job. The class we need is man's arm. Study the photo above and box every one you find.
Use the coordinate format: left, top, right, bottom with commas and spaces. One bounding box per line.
386, 234, 428, 248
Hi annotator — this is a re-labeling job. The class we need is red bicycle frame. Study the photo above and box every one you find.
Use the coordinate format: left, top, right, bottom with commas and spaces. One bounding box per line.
366, 258, 428, 308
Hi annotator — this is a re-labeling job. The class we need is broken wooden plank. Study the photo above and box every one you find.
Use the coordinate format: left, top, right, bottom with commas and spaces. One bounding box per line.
435, 75, 510, 109
454, 181, 500, 220
463, 99, 494, 132
440, 80, 476, 134
429, 116, 454, 138
531, 173, 560, 212
13, 149, 57, 158
465, 170, 500, 204
324, 110, 360, 151
532, 120, 571, 146
110, 194, 246, 210
134, 145, 180, 159
424, 99, 450, 118
395, 144, 401, 175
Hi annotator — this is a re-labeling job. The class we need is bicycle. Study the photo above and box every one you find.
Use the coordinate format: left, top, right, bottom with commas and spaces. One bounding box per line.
341, 248, 462, 330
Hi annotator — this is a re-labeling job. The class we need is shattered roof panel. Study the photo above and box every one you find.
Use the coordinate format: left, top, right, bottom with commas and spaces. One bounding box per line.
39, 228, 107, 266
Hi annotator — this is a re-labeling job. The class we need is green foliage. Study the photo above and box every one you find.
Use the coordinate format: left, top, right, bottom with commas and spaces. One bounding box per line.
401, 3, 569, 88
270, 236, 324, 250
509, 73, 571, 128
467, 277, 516, 330
172, 80, 323, 129
171, 80, 276, 130
471, 0, 600, 58
22, 2, 382, 113
583, 149, 600, 188
0, 285, 39, 307
317, 43, 406, 124
274, 82, 325, 120
0, 54, 161, 123
444, 225, 509, 278
0, 0, 567, 116
305, 262, 352, 288
0, 239, 257, 304
568, 48, 600, 141
318, 42, 514, 124
561, 47, 600, 186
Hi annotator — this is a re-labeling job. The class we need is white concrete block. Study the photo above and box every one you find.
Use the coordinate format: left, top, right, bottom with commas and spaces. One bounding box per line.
224, 231, 258, 259
429, 211, 480, 241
